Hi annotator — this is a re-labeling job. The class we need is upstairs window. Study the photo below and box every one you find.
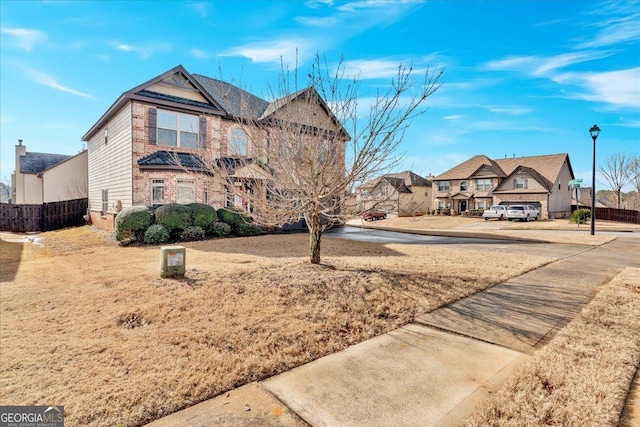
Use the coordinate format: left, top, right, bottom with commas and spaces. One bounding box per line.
230, 128, 248, 156
157, 109, 199, 148
476, 178, 491, 190
437, 181, 451, 191
460, 181, 468, 191
514, 176, 528, 189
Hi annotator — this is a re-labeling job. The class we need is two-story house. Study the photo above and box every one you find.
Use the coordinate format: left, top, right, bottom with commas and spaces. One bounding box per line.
432, 153, 574, 219
82, 65, 346, 230
357, 171, 432, 216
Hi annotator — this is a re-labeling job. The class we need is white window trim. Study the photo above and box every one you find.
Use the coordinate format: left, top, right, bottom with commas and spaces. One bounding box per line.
230, 127, 249, 157
157, 109, 199, 148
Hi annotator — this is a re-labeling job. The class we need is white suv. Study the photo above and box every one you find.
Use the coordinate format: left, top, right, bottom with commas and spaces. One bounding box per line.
506, 205, 540, 221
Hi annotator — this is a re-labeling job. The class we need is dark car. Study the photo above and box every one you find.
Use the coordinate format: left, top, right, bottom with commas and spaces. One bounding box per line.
362, 210, 387, 221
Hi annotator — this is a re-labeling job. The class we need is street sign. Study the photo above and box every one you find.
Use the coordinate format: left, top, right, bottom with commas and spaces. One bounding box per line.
569, 179, 583, 185
571, 183, 581, 188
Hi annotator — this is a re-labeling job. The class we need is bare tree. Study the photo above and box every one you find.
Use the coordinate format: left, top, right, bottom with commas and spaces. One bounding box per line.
631, 155, 640, 193
217, 54, 443, 264
598, 152, 634, 209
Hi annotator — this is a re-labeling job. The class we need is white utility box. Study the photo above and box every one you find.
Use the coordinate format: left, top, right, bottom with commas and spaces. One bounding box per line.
160, 246, 186, 278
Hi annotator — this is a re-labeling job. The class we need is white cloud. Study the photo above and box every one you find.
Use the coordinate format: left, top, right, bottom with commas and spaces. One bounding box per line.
532, 51, 615, 76
488, 106, 532, 116
578, 13, 640, 48
0, 27, 46, 51
19, 64, 92, 98
222, 39, 313, 68
342, 59, 410, 79
107, 40, 171, 59
190, 48, 211, 59
553, 67, 640, 109
484, 51, 615, 76
443, 115, 464, 120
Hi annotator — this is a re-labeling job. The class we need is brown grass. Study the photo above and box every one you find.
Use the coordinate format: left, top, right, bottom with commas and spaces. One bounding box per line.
465, 267, 640, 427
0, 226, 552, 427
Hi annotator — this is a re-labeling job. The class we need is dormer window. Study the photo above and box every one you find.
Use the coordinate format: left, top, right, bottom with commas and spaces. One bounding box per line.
230, 128, 248, 156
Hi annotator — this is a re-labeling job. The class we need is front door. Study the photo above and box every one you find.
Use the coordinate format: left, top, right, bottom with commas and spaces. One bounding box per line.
458, 200, 467, 213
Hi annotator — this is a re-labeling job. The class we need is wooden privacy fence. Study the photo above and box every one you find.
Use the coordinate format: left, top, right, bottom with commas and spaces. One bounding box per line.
595, 207, 640, 224
0, 198, 88, 233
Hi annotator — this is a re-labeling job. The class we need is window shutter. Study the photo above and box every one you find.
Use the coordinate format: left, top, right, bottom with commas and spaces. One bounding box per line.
524, 178, 528, 189
149, 108, 157, 144
199, 116, 207, 149
513, 179, 517, 189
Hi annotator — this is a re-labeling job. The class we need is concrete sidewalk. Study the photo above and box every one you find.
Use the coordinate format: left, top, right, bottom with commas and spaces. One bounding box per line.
146, 236, 639, 427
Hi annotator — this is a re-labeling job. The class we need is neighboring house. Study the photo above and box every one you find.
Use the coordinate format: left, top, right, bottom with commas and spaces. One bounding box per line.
432, 153, 574, 219
82, 64, 347, 230
10, 140, 88, 204
357, 171, 432, 216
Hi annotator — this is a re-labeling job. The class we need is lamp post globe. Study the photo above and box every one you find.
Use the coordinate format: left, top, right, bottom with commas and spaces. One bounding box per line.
589, 125, 600, 236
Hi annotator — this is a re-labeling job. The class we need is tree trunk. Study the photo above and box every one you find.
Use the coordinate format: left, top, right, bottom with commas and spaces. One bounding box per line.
309, 212, 322, 264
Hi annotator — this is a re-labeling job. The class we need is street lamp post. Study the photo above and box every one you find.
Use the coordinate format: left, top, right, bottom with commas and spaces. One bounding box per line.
589, 124, 601, 236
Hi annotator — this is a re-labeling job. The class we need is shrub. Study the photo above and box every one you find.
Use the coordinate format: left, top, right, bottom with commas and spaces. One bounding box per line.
155, 204, 193, 237
189, 203, 217, 232
179, 226, 206, 241
570, 208, 591, 224
143, 224, 170, 244
211, 222, 232, 237
217, 208, 250, 227
115, 206, 153, 242
236, 223, 261, 237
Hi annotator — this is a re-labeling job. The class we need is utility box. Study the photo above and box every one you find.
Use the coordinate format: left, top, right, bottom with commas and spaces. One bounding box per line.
160, 246, 186, 278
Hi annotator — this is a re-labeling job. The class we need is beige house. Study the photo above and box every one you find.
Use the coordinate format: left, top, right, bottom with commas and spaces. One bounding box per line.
357, 171, 432, 216
432, 153, 574, 219
82, 65, 347, 230
11, 140, 88, 204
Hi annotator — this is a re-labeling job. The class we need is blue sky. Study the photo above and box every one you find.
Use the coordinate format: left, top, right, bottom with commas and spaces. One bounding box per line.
1, 0, 639, 190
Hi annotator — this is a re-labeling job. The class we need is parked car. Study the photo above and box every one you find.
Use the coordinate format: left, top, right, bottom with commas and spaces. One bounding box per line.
362, 210, 387, 221
506, 205, 540, 221
482, 205, 508, 220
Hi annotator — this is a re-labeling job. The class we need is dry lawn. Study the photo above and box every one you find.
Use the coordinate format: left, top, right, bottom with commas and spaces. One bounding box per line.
465, 267, 640, 427
0, 226, 553, 427
349, 215, 634, 246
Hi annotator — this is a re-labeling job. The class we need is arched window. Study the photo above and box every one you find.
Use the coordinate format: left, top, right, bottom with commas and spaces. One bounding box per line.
230, 128, 248, 156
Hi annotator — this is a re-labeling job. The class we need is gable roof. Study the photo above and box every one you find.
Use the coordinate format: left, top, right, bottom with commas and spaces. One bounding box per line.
382, 177, 412, 193
435, 155, 506, 180
385, 170, 432, 187
192, 75, 270, 120
84, 65, 350, 142
83, 65, 226, 141
495, 153, 573, 185
20, 152, 72, 174
435, 153, 573, 186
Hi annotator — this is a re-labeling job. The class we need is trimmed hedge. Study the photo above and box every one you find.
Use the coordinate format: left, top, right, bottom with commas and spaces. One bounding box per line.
115, 206, 153, 242
180, 226, 206, 241
189, 203, 218, 232
217, 208, 251, 227
236, 223, 261, 237
155, 204, 193, 237
211, 222, 232, 237
143, 224, 170, 244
